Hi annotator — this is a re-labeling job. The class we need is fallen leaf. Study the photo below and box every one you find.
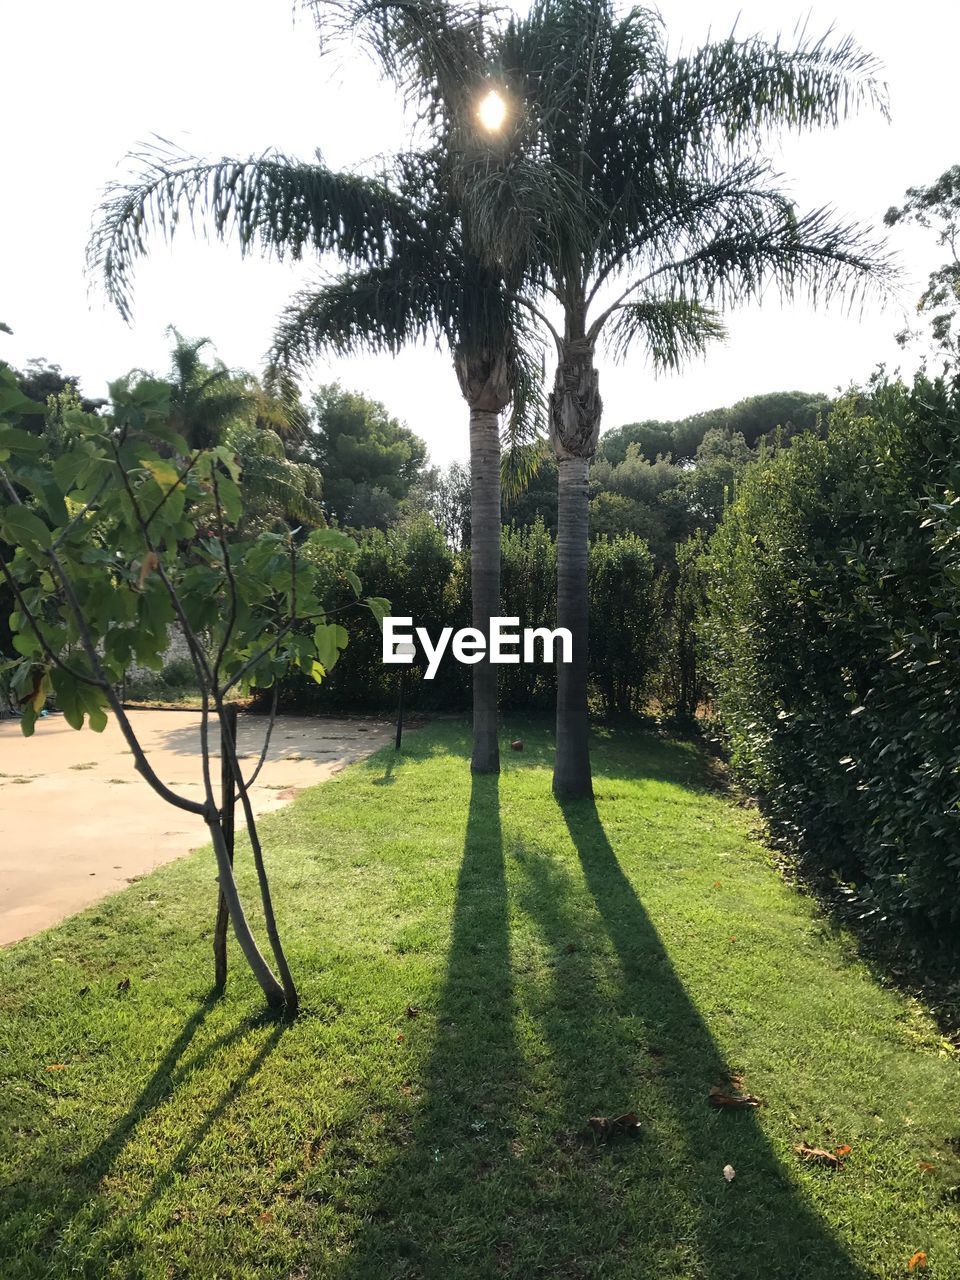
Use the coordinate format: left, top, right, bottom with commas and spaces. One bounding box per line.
918, 1162, 936, 1175
907, 1251, 927, 1272
258, 1211, 273, 1224
510, 739, 524, 751
396, 1033, 405, 1042
116, 977, 130, 993
835, 1144, 852, 1158
794, 1143, 842, 1168
77, 986, 90, 998
713, 881, 722, 888
708, 1086, 762, 1109
45, 1064, 67, 1072
405, 1005, 420, 1019
587, 1112, 642, 1141
723, 1164, 736, 1182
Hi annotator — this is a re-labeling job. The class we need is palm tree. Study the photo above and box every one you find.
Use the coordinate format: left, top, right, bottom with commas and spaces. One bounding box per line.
462, 0, 893, 797
267, 149, 540, 773
89, 82, 538, 776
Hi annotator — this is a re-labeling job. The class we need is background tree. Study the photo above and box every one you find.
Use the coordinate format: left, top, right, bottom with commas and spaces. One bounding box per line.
301, 383, 427, 529
156, 328, 325, 529
885, 165, 960, 355
598, 389, 831, 465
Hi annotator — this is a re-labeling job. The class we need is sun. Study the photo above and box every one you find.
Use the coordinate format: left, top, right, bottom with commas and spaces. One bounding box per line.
477, 88, 508, 132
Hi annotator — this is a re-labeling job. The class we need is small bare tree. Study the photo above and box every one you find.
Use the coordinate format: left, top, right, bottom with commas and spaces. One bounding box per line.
0, 367, 387, 1015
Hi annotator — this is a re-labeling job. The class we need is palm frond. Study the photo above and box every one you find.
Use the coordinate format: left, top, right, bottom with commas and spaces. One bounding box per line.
608, 299, 727, 366
88, 139, 414, 321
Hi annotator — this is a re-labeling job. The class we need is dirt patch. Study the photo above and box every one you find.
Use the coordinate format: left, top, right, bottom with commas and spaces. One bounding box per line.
0, 710, 396, 945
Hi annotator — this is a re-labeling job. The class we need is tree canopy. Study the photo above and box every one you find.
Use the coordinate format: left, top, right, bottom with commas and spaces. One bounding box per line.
299, 384, 428, 530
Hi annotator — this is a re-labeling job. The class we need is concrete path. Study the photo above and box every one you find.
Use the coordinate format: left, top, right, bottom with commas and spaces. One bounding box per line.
0, 709, 394, 946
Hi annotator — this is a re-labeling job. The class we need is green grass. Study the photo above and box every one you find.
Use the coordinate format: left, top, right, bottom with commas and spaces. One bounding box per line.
1, 721, 957, 1280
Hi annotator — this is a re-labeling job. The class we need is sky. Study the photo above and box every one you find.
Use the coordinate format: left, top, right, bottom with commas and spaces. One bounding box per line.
3, 1, 958, 466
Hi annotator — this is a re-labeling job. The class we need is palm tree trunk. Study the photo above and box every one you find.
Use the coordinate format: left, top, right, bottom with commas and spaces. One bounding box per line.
550, 337, 601, 800
469, 406, 501, 774
554, 455, 593, 799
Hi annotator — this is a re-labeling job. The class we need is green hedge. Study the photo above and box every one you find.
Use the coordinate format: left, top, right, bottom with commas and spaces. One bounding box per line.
703, 373, 960, 935
269, 516, 662, 718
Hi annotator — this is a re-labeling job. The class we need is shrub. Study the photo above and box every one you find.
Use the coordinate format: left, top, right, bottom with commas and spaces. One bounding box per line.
702, 372, 960, 936
588, 533, 662, 718
269, 519, 663, 720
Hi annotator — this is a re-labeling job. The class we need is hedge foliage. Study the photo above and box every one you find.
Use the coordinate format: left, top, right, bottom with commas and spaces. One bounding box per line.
703, 372, 960, 934
273, 517, 663, 718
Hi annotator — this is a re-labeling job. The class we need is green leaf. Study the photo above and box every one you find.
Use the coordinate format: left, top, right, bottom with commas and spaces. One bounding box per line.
0, 389, 45, 417
0, 425, 44, 452
1, 506, 51, 550
345, 569, 362, 598
217, 474, 243, 525
313, 621, 349, 673
365, 596, 391, 627
143, 458, 182, 490
87, 705, 108, 733
52, 668, 85, 730
308, 528, 357, 554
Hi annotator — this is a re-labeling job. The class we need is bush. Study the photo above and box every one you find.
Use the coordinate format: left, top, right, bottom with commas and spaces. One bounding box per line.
268, 518, 663, 720
588, 534, 662, 717
702, 372, 960, 937
658, 532, 708, 725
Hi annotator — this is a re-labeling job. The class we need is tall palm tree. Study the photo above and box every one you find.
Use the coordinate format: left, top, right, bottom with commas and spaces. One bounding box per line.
268, 150, 540, 772
462, 0, 893, 797
89, 68, 538, 775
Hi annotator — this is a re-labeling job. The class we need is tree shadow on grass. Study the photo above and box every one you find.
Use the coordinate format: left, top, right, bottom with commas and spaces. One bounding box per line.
0, 993, 286, 1277
537, 797, 870, 1280
332, 773, 528, 1279
334, 735, 871, 1280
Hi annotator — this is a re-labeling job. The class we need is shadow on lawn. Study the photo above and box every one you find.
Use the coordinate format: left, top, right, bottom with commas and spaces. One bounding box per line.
549, 799, 868, 1279
333, 747, 868, 1280
332, 773, 528, 1279
0, 995, 285, 1275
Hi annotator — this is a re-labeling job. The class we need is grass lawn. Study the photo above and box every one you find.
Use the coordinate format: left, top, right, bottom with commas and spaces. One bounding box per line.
1, 720, 957, 1279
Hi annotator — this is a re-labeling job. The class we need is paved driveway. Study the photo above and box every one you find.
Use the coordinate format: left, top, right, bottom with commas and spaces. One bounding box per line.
0, 709, 394, 945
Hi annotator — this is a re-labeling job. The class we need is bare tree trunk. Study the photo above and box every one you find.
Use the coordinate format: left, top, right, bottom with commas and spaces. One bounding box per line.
207, 817, 286, 1008
213, 702, 237, 991
554, 456, 594, 799
469, 406, 502, 775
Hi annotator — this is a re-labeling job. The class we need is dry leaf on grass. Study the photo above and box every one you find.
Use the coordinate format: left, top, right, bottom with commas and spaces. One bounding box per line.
405, 1005, 420, 1019
587, 1112, 642, 1141
44, 1064, 67, 1072
907, 1250, 928, 1272
723, 1164, 736, 1182
708, 1085, 762, 1109
917, 1162, 936, 1175
794, 1142, 849, 1168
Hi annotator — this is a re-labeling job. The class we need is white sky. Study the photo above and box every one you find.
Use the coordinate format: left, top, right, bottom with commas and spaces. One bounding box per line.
3, 0, 957, 466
